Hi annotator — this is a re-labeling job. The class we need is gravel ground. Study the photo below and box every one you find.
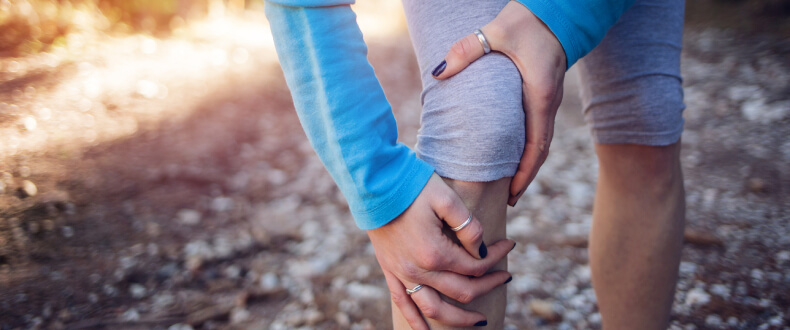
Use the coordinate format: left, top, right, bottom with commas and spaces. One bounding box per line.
0, 7, 788, 330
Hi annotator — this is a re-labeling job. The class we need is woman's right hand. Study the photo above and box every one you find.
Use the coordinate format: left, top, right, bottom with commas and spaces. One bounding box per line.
367, 174, 516, 329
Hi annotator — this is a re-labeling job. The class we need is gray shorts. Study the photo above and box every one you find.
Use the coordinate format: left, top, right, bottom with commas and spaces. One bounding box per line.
403, 0, 686, 182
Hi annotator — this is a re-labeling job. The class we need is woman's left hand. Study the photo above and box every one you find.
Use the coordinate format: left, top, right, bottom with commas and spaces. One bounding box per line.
431, 1, 567, 206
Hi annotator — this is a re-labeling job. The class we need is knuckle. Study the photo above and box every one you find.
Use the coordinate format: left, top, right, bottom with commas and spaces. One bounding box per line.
420, 304, 440, 319
402, 263, 424, 281
466, 222, 484, 243
390, 291, 408, 306
472, 265, 488, 278
417, 252, 443, 270
457, 290, 475, 304
451, 35, 475, 60
433, 194, 457, 213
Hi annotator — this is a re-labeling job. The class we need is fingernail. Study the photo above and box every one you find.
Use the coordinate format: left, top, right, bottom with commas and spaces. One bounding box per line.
431, 60, 447, 77
512, 199, 518, 207
510, 242, 517, 252
474, 320, 488, 327
479, 241, 488, 259
504, 276, 513, 284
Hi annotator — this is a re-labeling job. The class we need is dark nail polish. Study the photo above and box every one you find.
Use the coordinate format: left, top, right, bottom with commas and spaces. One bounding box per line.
431, 60, 447, 77
512, 199, 518, 207
510, 242, 517, 252
474, 320, 488, 327
479, 242, 488, 259
504, 276, 513, 284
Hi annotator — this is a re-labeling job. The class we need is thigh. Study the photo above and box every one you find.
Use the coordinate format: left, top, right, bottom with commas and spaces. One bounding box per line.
402, 0, 525, 182
576, 0, 686, 146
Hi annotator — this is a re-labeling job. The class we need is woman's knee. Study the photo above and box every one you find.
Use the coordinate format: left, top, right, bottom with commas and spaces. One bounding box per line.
417, 54, 525, 182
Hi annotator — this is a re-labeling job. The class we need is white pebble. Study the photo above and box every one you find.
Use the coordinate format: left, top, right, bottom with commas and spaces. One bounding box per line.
230, 307, 251, 324
176, 209, 201, 225
129, 283, 147, 299
61, 226, 74, 238
705, 314, 722, 327
710, 284, 730, 299
121, 308, 140, 321
260, 272, 279, 290
684, 288, 711, 307
168, 324, 194, 330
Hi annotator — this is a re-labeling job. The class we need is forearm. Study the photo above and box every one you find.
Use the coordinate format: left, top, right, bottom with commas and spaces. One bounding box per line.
264, 1, 434, 229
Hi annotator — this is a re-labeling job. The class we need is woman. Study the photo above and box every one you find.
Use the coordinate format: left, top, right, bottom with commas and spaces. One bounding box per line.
265, 0, 686, 328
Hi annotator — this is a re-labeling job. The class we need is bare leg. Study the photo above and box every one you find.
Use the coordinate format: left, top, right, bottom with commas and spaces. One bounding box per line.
393, 177, 510, 329
590, 143, 685, 329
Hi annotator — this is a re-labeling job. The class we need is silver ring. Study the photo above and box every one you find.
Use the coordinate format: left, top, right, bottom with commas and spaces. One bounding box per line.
474, 29, 491, 54
406, 284, 424, 295
451, 214, 473, 232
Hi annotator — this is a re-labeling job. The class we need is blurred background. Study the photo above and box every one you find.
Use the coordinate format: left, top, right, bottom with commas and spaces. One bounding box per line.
0, 0, 788, 329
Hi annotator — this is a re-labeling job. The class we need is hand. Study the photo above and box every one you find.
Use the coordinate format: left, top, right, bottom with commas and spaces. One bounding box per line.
367, 174, 516, 330
432, 1, 567, 206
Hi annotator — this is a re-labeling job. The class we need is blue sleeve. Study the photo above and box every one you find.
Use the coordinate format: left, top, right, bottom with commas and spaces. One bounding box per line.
515, 0, 636, 69
263, 1, 435, 230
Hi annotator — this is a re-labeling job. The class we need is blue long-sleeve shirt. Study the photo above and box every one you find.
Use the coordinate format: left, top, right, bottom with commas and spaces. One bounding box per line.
264, 0, 634, 230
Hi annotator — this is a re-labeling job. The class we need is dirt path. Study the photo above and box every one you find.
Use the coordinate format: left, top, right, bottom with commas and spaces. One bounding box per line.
1, 9, 789, 330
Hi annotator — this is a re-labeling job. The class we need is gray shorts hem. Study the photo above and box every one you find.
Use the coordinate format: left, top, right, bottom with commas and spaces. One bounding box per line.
418, 153, 519, 182
591, 126, 684, 146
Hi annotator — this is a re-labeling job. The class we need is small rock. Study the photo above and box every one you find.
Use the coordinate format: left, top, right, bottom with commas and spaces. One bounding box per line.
684, 288, 710, 307
710, 284, 730, 299
750, 269, 764, 282
176, 209, 202, 225
153, 293, 175, 309
355, 265, 371, 279
529, 299, 561, 322
260, 272, 279, 290
705, 314, 722, 327
742, 99, 790, 124
304, 308, 324, 325
775, 250, 790, 262
121, 308, 140, 321
224, 265, 241, 279
18, 180, 37, 198
230, 307, 251, 324
168, 324, 194, 330
726, 317, 739, 327
88, 293, 99, 304
61, 226, 74, 238
335, 312, 351, 327
346, 281, 386, 300
210, 197, 234, 212
129, 283, 147, 299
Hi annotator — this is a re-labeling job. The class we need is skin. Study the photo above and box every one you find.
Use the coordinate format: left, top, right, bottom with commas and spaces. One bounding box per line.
590, 143, 685, 330
396, 1, 687, 328
392, 177, 511, 330
367, 174, 516, 330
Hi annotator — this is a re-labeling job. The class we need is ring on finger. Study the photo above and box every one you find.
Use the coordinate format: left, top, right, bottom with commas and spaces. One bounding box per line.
406, 284, 424, 295
451, 214, 473, 232
474, 29, 491, 54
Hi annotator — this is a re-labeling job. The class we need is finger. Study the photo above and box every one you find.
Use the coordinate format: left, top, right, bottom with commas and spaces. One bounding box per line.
442, 238, 516, 277
507, 81, 562, 206
425, 270, 512, 304
430, 189, 486, 259
406, 281, 489, 327
383, 269, 429, 330
431, 28, 491, 80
